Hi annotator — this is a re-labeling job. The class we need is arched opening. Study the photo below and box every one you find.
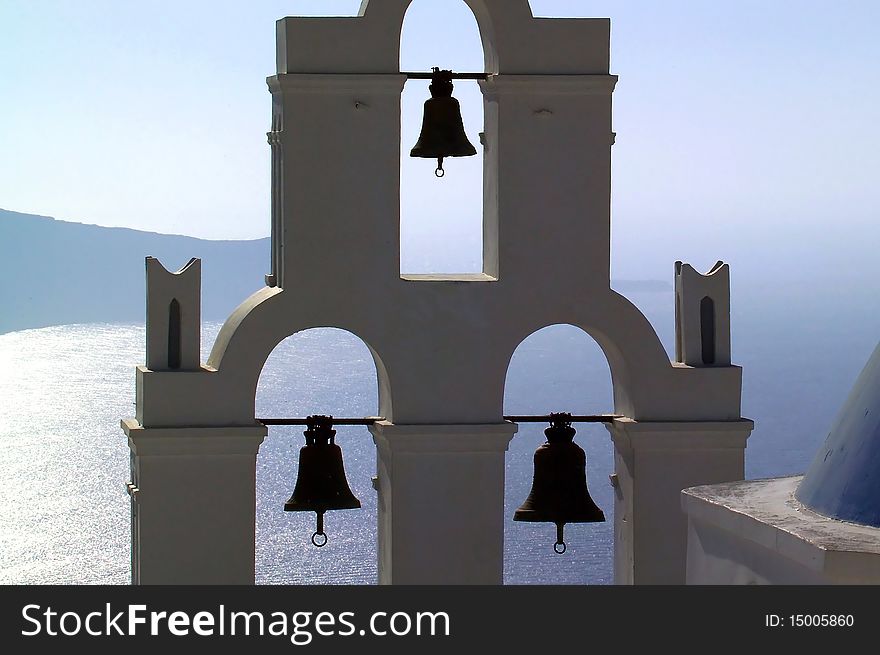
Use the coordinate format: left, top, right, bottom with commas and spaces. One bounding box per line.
503, 324, 614, 584
167, 298, 181, 369
399, 0, 486, 275
254, 328, 380, 584
700, 295, 715, 365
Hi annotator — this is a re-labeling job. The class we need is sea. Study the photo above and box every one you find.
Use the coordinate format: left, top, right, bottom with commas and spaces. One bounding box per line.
2, 285, 879, 585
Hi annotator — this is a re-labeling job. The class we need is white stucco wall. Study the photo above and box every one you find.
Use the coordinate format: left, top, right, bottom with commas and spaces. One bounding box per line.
683, 477, 880, 584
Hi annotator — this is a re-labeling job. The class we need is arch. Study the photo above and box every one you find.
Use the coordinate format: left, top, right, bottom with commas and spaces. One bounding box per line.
324, 0, 608, 75
254, 326, 381, 583
207, 288, 393, 424
399, 0, 486, 73
495, 290, 678, 420
204, 284, 688, 425
501, 319, 627, 416
200, 279, 739, 426
502, 323, 614, 584
256, 327, 382, 418
350, 0, 535, 74
503, 323, 613, 416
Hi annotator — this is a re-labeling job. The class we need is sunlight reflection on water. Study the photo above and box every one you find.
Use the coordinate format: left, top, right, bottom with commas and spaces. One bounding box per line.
0, 321, 615, 585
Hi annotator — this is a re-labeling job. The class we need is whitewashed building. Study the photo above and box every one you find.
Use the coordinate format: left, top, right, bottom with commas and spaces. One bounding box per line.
683, 341, 880, 584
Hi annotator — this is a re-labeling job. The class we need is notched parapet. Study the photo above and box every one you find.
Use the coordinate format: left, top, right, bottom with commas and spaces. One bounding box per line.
145, 257, 201, 371
674, 261, 731, 367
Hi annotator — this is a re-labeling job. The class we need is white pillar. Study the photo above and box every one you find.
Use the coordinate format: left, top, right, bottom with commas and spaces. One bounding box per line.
122, 420, 266, 584
606, 418, 752, 584
369, 422, 517, 584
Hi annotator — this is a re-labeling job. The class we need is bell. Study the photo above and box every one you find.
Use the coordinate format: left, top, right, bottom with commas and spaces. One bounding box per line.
284, 415, 361, 547
514, 413, 605, 554
410, 67, 478, 177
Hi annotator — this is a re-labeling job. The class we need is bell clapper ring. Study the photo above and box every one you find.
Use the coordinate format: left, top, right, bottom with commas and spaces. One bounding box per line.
554, 522, 567, 554
312, 511, 328, 548
435, 157, 445, 178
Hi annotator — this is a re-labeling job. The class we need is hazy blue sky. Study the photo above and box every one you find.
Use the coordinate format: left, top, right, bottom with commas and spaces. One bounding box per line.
2, 1, 879, 279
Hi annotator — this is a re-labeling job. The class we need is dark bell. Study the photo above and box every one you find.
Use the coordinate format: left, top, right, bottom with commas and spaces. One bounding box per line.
514, 413, 605, 554
284, 415, 361, 547
410, 67, 477, 177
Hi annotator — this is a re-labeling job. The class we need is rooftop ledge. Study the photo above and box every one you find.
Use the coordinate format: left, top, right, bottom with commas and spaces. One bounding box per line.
682, 476, 880, 577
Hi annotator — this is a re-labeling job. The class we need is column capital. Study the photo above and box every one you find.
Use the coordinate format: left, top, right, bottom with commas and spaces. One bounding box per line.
267, 73, 406, 96
480, 74, 618, 97
369, 421, 517, 454
122, 419, 266, 456
607, 417, 752, 584
606, 418, 754, 453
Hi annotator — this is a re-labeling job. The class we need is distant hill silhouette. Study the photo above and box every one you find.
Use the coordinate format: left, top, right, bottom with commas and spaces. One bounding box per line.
0, 208, 670, 334
0, 209, 268, 334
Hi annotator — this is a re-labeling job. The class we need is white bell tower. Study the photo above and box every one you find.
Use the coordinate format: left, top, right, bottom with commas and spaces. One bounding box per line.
123, 0, 753, 585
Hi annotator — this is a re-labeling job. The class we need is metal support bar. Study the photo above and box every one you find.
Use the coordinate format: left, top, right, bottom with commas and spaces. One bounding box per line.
504, 414, 621, 423
258, 416, 384, 426
402, 71, 489, 80
258, 414, 619, 427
